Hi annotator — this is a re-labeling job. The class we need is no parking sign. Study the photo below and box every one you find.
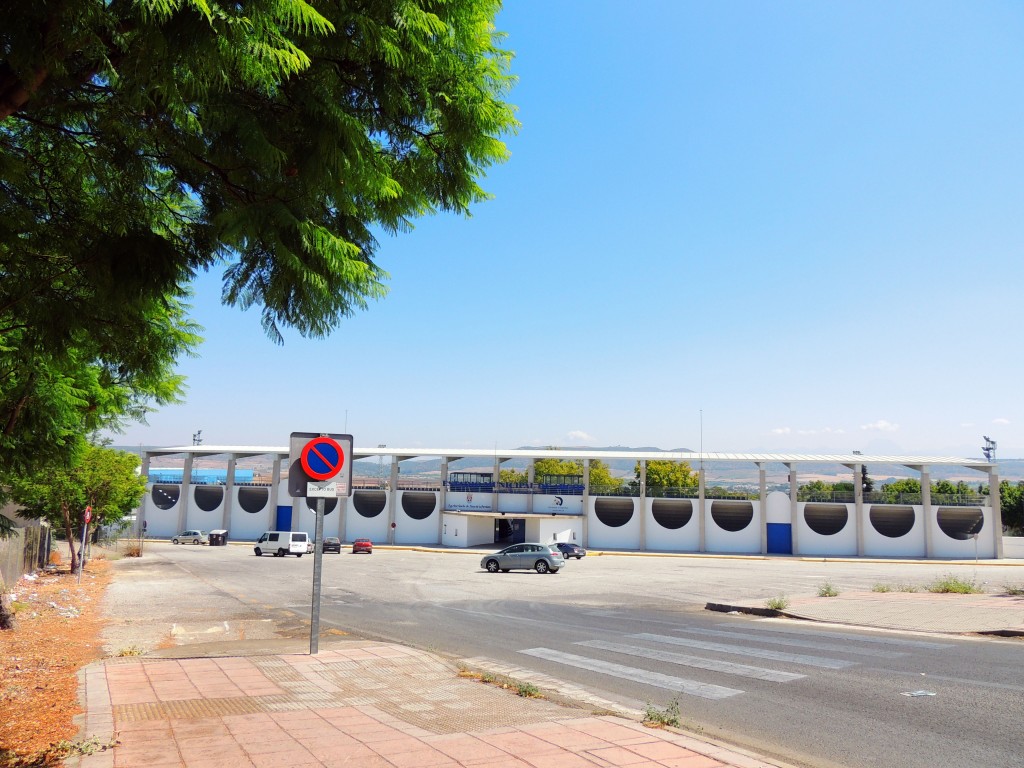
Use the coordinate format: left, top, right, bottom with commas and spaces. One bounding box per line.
288, 432, 353, 498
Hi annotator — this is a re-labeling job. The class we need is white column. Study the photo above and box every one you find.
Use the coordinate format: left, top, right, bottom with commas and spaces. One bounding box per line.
639, 460, 647, 551
222, 454, 236, 532
527, 460, 535, 514
582, 459, 591, 548
853, 463, 864, 556
787, 464, 798, 555
758, 463, 767, 554
698, 467, 706, 552
138, 452, 151, 537
492, 457, 501, 514
437, 457, 448, 543
989, 469, 1004, 558
179, 453, 193, 533
387, 457, 399, 544
920, 468, 932, 559
269, 455, 282, 530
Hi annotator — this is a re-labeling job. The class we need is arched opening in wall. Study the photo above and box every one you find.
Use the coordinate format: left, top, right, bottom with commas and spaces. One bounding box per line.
305, 498, 337, 515
936, 507, 984, 540
651, 499, 692, 529
151, 485, 180, 510
804, 504, 848, 536
869, 506, 915, 538
238, 487, 268, 514
402, 492, 436, 520
195, 486, 223, 512
354, 490, 386, 518
594, 498, 633, 527
711, 501, 753, 532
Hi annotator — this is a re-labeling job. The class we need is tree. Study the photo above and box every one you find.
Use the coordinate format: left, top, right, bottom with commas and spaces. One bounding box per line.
861, 465, 874, 493
499, 468, 526, 484
635, 460, 697, 489
881, 478, 921, 503
7, 444, 147, 572
999, 480, 1024, 534
797, 480, 834, 501
2, 0, 517, 462
532, 458, 620, 490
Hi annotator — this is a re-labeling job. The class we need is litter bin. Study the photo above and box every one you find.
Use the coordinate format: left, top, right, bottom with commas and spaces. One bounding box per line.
209, 529, 228, 546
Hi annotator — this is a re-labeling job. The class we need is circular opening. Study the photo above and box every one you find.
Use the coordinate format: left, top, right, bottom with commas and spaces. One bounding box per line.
194, 486, 223, 512
353, 490, 387, 518
803, 504, 848, 536
151, 484, 180, 510
305, 498, 337, 515
651, 499, 693, 530
594, 498, 633, 527
869, 505, 915, 538
402, 492, 436, 521
238, 487, 268, 514
710, 501, 753, 532
936, 507, 984, 541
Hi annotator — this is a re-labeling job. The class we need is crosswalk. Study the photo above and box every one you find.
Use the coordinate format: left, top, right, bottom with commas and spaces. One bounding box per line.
516, 622, 950, 701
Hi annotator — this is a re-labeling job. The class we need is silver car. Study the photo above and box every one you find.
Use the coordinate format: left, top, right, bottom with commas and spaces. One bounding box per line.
481, 543, 565, 574
172, 529, 208, 545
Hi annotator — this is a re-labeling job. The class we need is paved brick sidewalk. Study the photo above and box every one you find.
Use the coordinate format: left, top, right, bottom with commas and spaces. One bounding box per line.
72, 641, 788, 768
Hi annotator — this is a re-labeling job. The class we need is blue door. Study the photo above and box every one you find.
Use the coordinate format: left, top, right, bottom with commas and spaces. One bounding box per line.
276, 505, 291, 531
767, 523, 792, 554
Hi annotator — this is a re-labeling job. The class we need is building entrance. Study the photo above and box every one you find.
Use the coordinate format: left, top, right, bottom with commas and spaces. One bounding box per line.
494, 518, 525, 545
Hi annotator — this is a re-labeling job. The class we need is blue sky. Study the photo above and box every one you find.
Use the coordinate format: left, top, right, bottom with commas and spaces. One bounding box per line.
110, 1, 1024, 459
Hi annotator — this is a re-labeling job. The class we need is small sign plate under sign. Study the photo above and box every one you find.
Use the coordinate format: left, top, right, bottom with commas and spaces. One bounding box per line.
307, 481, 344, 498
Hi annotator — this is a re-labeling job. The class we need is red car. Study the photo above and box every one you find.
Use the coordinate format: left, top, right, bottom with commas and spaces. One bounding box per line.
352, 538, 373, 554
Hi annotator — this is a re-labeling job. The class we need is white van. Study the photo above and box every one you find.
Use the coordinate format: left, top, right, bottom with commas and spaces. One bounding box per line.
254, 531, 309, 557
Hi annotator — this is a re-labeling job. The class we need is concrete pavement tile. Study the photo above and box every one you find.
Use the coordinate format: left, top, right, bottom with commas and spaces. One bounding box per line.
478, 731, 570, 755
422, 734, 513, 762
383, 747, 460, 767
515, 722, 613, 750
520, 751, 608, 768
320, 755, 394, 768
365, 736, 433, 755
248, 752, 320, 768
584, 746, 652, 766
657, 755, 725, 768
626, 741, 703, 761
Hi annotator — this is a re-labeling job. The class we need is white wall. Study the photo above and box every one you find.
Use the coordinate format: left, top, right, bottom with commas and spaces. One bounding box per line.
796, 503, 857, 557
442, 514, 493, 547
395, 491, 440, 544
533, 494, 584, 515
643, 499, 699, 552
587, 497, 640, 549
143, 485, 180, 537
446, 492, 494, 512
538, 519, 583, 545
862, 505, 926, 557
227, 485, 276, 540
295, 497, 342, 540
704, 501, 761, 554
928, 507, 996, 559
496, 492, 528, 513
345, 491, 390, 542
1003, 536, 1024, 558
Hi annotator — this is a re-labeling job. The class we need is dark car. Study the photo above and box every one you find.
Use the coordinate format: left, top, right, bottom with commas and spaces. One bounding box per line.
352, 538, 373, 554
322, 537, 342, 553
555, 542, 586, 559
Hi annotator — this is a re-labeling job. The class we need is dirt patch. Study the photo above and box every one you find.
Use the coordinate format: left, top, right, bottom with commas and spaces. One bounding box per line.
0, 559, 112, 767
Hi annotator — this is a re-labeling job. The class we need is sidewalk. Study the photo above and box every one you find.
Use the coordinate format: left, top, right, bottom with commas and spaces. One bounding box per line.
707, 590, 1024, 635
73, 640, 785, 768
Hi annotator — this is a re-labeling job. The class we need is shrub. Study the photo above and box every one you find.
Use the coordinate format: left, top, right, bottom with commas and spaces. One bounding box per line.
817, 581, 839, 597
644, 697, 681, 728
123, 542, 142, 558
927, 574, 983, 594
765, 595, 789, 611
871, 584, 892, 593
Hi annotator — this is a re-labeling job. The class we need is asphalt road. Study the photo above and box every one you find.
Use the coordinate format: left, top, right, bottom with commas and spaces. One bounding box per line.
145, 543, 1024, 768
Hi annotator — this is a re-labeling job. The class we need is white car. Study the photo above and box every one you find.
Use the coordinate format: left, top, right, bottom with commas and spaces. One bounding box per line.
172, 530, 208, 545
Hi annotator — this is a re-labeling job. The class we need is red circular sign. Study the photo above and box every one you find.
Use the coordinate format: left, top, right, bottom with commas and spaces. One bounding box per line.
84, 505, 92, 524
300, 437, 345, 481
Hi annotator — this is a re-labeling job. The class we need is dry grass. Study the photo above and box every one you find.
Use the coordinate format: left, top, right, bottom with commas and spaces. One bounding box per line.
0, 560, 112, 767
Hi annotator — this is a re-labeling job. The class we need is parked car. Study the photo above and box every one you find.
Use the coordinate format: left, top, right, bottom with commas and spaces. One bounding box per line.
480, 543, 565, 574
555, 542, 586, 559
254, 531, 308, 557
352, 538, 373, 554
322, 537, 342, 553
172, 530, 208, 545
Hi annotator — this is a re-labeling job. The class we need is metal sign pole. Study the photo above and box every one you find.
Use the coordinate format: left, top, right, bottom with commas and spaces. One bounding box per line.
77, 523, 88, 584
309, 496, 325, 654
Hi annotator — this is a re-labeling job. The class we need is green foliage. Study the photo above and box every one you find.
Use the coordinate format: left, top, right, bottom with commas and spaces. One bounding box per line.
881, 478, 922, 503
871, 583, 893, 593
7, 444, 147, 571
499, 468, 527, 484
926, 574, 983, 594
1, 0, 518, 467
998, 480, 1024, 533
798, 479, 836, 501
643, 697, 681, 728
817, 581, 839, 597
532, 458, 620, 490
765, 595, 789, 611
636, 459, 697, 489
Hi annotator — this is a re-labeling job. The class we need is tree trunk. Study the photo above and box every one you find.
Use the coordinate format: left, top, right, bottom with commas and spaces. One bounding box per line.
62, 506, 79, 574
0, 590, 16, 630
